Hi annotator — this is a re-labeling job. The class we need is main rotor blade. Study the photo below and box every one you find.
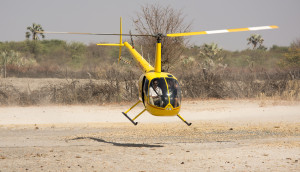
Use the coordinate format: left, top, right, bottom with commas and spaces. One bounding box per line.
166, 25, 278, 37
35, 31, 152, 37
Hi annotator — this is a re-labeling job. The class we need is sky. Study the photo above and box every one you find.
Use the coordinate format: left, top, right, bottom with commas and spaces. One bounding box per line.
1, 0, 300, 51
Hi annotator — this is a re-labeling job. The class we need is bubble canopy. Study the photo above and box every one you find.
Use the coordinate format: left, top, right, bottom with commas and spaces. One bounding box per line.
144, 77, 181, 109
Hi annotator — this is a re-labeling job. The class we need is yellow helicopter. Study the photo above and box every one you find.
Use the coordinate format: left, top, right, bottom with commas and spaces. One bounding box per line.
37, 18, 278, 126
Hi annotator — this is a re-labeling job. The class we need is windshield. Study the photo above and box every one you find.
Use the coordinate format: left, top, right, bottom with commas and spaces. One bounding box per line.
148, 77, 181, 108
166, 78, 181, 108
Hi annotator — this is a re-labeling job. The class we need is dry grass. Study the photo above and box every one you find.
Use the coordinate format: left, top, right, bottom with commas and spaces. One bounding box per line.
0, 69, 299, 106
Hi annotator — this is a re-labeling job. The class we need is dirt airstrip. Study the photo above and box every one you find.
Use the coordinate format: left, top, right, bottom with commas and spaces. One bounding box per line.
0, 100, 299, 171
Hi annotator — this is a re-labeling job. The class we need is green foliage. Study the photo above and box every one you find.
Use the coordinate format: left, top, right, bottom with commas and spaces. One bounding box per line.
26, 23, 45, 40
197, 43, 225, 71
0, 50, 37, 78
0, 41, 30, 53
0, 36, 298, 78
40, 40, 67, 53
67, 42, 86, 69
1, 50, 17, 66
247, 34, 264, 49
222, 51, 251, 68
277, 39, 300, 69
199, 43, 223, 60
279, 47, 300, 69
178, 42, 290, 71
270, 45, 289, 53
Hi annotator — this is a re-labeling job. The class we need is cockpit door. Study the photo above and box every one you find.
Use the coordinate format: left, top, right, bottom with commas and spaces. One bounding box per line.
148, 78, 169, 108
142, 78, 149, 104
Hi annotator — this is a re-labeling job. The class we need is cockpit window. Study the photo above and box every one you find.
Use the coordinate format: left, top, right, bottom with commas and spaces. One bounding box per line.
149, 78, 168, 108
166, 78, 181, 108
144, 78, 149, 95
147, 77, 181, 108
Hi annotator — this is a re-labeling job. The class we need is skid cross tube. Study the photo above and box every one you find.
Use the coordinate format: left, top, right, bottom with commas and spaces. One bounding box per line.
124, 101, 141, 114
133, 109, 146, 121
177, 114, 192, 126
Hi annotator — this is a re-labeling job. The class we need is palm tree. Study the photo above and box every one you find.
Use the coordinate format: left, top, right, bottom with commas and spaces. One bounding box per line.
26, 23, 45, 40
247, 34, 264, 49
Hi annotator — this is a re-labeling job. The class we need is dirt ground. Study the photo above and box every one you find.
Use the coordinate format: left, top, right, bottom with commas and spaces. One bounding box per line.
0, 99, 299, 171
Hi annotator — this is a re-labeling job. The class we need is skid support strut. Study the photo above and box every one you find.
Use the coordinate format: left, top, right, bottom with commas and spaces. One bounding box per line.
177, 114, 192, 126
122, 101, 146, 125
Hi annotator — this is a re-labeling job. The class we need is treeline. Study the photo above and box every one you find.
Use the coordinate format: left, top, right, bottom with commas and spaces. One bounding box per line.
0, 40, 300, 79
0, 40, 122, 78
0, 39, 299, 79
0, 39, 299, 105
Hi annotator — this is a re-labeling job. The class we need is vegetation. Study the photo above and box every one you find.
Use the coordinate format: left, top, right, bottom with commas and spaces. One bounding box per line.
133, 3, 191, 71
279, 39, 300, 70
26, 23, 45, 40
0, 6, 299, 105
247, 34, 265, 50
0, 39, 297, 78
0, 37, 299, 105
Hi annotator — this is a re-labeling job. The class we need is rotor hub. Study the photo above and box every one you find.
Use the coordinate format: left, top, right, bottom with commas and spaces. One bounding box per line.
154, 33, 165, 43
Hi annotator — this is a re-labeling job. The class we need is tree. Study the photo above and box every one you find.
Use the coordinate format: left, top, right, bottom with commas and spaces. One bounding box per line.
279, 39, 300, 69
199, 43, 223, 60
291, 38, 300, 49
67, 42, 87, 69
247, 34, 264, 49
26, 23, 45, 40
0, 50, 19, 78
198, 43, 225, 71
133, 4, 192, 71
25, 23, 45, 59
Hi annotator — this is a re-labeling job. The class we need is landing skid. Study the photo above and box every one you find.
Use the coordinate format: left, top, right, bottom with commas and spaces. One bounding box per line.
122, 101, 192, 126
122, 101, 146, 126
122, 112, 137, 125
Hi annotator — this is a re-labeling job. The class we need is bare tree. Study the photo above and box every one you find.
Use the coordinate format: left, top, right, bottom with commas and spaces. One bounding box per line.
133, 4, 192, 71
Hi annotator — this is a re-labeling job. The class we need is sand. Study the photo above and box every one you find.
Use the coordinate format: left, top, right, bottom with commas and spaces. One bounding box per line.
0, 99, 299, 171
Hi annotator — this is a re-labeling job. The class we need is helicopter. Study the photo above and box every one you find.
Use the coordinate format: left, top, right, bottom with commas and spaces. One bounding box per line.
37, 18, 278, 126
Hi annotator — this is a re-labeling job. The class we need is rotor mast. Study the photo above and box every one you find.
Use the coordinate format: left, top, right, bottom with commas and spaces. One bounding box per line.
154, 34, 163, 73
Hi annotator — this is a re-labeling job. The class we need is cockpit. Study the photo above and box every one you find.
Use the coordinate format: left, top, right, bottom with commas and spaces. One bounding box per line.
143, 77, 181, 108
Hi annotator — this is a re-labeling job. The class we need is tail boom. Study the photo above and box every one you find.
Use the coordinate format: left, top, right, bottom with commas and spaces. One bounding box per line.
123, 42, 154, 73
